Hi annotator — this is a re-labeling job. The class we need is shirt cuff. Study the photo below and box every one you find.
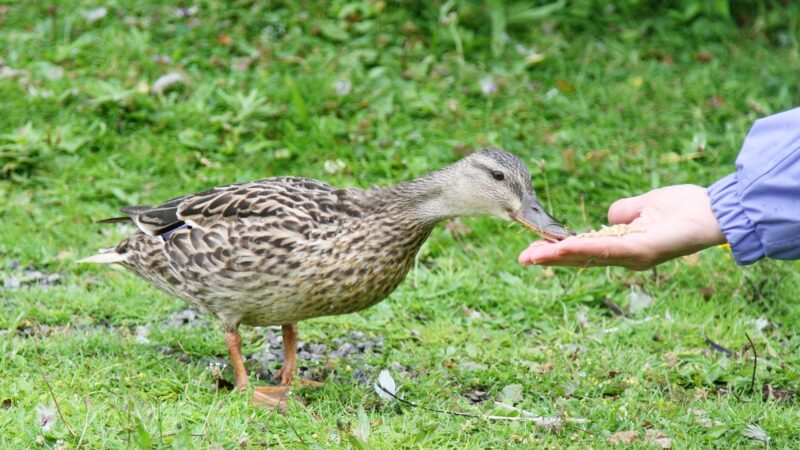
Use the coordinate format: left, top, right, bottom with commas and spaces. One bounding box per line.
707, 173, 764, 265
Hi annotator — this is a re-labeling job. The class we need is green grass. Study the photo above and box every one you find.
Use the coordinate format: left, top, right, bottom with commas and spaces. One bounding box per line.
2, 0, 800, 448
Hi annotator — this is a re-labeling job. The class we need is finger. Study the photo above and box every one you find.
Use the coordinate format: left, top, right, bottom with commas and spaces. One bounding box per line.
608, 196, 646, 224
520, 242, 603, 267
527, 240, 551, 249
518, 240, 556, 264
520, 236, 649, 268
519, 240, 590, 265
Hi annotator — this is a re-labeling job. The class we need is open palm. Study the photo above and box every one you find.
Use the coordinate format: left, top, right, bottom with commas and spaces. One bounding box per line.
518, 185, 727, 271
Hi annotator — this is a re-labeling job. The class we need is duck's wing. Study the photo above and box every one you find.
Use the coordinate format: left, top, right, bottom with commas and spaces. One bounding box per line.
102, 177, 355, 238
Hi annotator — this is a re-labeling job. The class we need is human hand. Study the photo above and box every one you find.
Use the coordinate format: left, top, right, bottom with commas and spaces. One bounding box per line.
518, 185, 727, 271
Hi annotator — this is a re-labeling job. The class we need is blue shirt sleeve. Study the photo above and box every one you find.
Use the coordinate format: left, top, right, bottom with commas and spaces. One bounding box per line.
707, 107, 800, 265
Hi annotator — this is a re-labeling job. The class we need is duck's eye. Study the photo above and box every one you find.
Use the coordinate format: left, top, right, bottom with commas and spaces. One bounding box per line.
491, 170, 505, 181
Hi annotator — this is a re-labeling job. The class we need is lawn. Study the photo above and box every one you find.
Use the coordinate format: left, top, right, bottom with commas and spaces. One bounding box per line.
2, 0, 800, 448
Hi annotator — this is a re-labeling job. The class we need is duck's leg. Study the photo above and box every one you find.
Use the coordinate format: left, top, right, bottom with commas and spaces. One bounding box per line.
273, 323, 323, 387
253, 323, 297, 409
273, 323, 298, 384
253, 323, 322, 408
224, 329, 249, 391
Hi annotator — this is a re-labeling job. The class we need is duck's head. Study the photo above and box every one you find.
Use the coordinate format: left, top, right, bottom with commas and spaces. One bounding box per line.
415, 148, 573, 242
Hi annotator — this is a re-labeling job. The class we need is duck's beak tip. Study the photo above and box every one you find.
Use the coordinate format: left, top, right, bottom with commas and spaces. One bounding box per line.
512, 194, 572, 242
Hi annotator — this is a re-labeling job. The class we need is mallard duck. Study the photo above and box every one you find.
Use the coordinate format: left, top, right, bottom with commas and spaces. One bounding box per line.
80, 148, 571, 406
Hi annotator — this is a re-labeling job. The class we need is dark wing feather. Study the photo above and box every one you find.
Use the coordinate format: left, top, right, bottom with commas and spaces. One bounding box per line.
177, 177, 341, 228
96, 216, 133, 224
98, 177, 345, 237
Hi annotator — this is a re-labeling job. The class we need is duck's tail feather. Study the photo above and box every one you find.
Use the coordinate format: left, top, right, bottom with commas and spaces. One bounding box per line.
77, 248, 127, 264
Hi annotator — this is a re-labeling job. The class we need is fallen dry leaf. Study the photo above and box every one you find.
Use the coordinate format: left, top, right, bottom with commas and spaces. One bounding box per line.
555, 79, 573, 93
532, 361, 554, 374
708, 95, 724, 109
695, 51, 713, 62
500, 384, 524, 404
763, 384, 795, 403
217, 33, 232, 46
452, 142, 474, 156
644, 430, 671, 448
682, 252, 699, 266
584, 149, 610, 164
747, 98, 768, 114
463, 389, 490, 403
446, 99, 460, 113
653, 437, 672, 448
445, 219, 471, 237
562, 147, 576, 173
608, 430, 638, 444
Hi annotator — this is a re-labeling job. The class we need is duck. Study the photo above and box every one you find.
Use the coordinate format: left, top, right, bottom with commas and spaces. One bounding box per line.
80, 148, 571, 407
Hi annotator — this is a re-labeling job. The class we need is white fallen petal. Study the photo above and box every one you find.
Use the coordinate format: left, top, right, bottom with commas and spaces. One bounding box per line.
81, 7, 107, 23
333, 79, 352, 96
479, 77, 498, 96
36, 404, 57, 432
743, 424, 770, 443
576, 307, 590, 329
323, 159, 346, 175
374, 369, 396, 401
134, 325, 150, 344
628, 286, 654, 313
753, 317, 770, 333
151, 72, 186, 95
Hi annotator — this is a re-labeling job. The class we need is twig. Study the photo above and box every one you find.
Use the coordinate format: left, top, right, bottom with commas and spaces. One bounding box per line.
704, 336, 733, 357
253, 379, 307, 446
727, 384, 750, 403
728, 333, 759, 403
275, 434, 288, 450
745, 332, 758, 394
558, 267, 582, 297
603, 316, 653, 334
35, 351, 76, 438
374, 384, 588, 427
603, 297, 626, 317
280, 399, 307, 446
160, 433, 206, 438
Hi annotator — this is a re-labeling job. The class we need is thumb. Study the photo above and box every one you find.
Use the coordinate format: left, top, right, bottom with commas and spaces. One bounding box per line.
608, 195, 645, 224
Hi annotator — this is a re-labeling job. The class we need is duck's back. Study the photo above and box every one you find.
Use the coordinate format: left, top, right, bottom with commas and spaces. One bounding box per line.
111, 177, 433, 328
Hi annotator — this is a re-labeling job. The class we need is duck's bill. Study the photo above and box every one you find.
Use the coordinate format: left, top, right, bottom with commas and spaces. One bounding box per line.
511, 194, 574, 242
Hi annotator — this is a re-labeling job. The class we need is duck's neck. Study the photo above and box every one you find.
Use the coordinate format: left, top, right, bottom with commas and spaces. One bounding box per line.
371, 166, 474, 226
